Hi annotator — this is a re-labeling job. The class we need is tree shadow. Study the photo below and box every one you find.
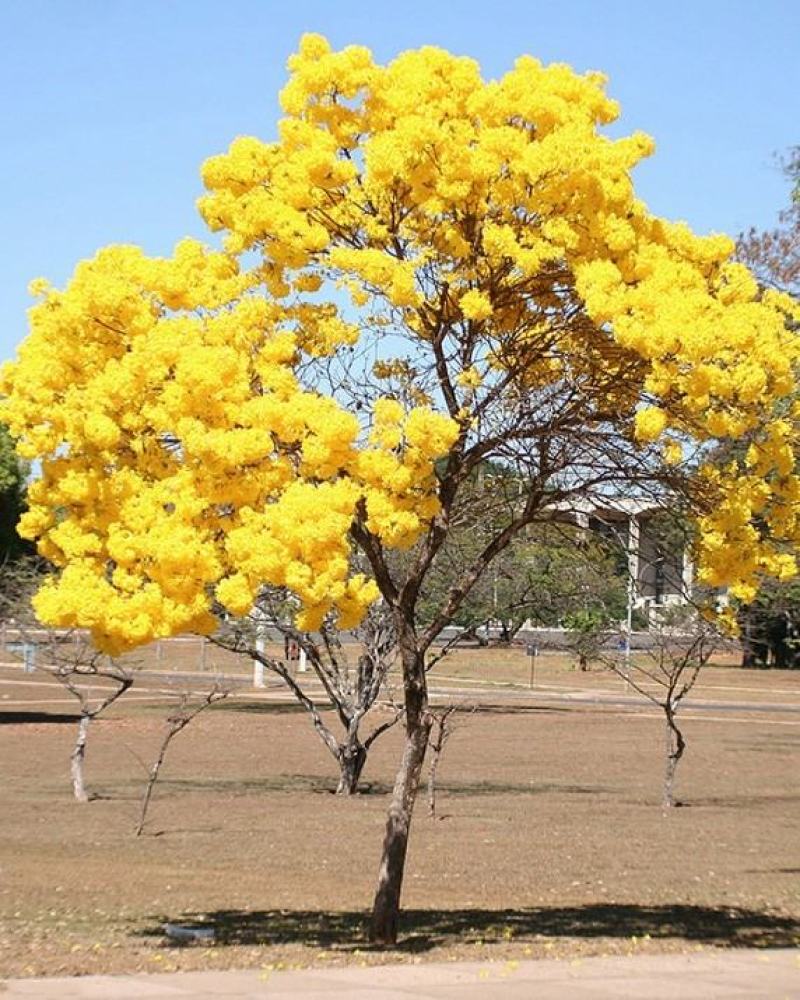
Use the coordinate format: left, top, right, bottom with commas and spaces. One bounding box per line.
746, 867, 800, 875
219, 702, 313, 716
687, 792, 800, 809
0, 711, 81, 724
728, 736, 800, 754
138, 904, 799, 952
108, 773, 609, 799
108, 773, 345, 797
470, 704, 573, 715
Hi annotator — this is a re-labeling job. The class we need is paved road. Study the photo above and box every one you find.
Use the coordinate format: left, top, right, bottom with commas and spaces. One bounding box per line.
3, 950, 799, 998
3, 659, 800, 726
426, 683, 800, 716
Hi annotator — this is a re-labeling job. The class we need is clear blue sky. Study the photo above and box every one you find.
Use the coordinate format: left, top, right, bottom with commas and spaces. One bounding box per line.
1, 0, 797, 364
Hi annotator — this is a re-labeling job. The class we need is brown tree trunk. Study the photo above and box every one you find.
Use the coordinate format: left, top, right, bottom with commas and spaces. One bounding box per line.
71, 713, 91, 803
336, 739, 367, 795
136, 731, 171, 836
369, 641, 431, 945
369, 718, 431, 944
427, 734, 441, 820
427, 707, 456, 821
662, 706, 685, 809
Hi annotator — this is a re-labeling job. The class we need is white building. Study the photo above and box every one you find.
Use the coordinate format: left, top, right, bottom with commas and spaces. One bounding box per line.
551, 497, 693, 621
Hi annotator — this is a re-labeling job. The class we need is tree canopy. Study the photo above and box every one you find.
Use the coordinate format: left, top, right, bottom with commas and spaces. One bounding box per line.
1, 34, 798, 654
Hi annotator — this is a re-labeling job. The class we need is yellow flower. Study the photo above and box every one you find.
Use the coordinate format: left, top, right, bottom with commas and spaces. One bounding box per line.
459, 289, 493, 322
634, 407, 667, 442
662, 439, 683, 466
457, 366, 483, 390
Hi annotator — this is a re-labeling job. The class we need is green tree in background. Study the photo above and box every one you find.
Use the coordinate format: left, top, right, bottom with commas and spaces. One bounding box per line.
0, 424, 30, 563
420, 516, 628, 646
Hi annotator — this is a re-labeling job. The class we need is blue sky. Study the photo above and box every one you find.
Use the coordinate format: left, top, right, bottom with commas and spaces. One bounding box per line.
1, 0, 797, 364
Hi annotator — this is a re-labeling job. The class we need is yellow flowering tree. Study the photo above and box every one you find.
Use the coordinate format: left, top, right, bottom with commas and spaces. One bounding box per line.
732, 149, 800, 665
2, 35, 799, 943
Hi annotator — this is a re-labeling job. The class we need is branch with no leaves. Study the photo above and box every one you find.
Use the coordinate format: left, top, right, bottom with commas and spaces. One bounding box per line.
212, 590, 403, 794
135, 685, 229, 836
0, 561, 137, 801
427, 702, 474, 820
601, 610, 722, 808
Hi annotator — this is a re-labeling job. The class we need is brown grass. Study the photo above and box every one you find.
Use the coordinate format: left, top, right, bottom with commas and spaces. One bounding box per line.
1, 651, 798, 977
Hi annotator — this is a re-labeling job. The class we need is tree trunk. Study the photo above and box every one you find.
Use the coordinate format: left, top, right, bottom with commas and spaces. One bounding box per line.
427, 732, 442, 820
427, 709, 455, 820
369, 717, 431, 944
662, 706, 685, 809
136, 719, 178, 836
71, 713, 91, 802
336, 738, 367, 795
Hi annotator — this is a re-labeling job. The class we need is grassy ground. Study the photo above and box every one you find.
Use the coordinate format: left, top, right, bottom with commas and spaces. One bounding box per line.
1, 648, 798, 977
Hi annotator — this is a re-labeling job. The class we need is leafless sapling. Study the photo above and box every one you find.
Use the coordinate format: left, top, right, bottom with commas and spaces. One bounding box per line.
215, 590, 402, 794
426, 702, 474, 820
135, 684, 229, 836
603, 608, 722, 808
0, 559, 135, 801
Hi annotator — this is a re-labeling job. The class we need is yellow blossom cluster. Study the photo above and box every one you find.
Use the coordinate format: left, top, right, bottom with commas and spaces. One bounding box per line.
1, 239, 456, 649
2, 34, 799, 649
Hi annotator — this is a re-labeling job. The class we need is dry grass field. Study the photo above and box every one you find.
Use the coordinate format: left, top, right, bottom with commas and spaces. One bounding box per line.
1, 647, 798, 977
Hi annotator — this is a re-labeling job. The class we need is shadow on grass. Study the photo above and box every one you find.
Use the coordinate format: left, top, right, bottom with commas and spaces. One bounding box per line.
113, 773, 609, 799
746, 867, 800, 875
728, 736, 800, 755
218, 702, 314, 716
139, 904, 799, 952
686, 792, 800, 809
470, 703, 573, 715
117, 701, 310, 720
0, 711, 81, 724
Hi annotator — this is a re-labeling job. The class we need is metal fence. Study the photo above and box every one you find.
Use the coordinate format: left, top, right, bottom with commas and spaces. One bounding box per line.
0, 628, 310, 680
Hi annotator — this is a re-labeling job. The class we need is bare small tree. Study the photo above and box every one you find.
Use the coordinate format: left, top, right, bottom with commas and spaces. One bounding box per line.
136, 685, 229, 836
603, 608, 722, 808
0, 559, 135, 801
216, 590, 402, 794
55, 646, 133, 803
426, 703, 473, 820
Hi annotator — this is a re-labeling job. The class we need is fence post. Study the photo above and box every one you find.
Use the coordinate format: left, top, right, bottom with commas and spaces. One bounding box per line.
253, 622, 267, 687
23, 643, 36, 673
526, 643, 538, 688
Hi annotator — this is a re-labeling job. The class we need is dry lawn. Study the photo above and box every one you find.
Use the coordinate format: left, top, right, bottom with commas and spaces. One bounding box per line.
0, 651, 798, 977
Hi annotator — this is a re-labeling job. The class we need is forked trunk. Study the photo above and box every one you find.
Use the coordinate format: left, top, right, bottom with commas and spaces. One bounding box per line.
336, 739, 367, 795
71, 713, 91, 802
369, 713, 431, 944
